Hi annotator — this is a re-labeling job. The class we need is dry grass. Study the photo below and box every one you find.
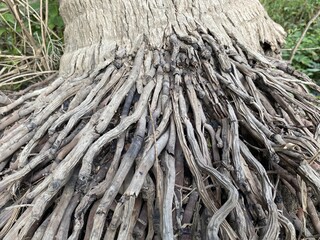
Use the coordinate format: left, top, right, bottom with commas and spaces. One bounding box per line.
0, 0, 63, 90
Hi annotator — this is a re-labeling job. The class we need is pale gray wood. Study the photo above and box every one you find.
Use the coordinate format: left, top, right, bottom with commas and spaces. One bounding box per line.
58, 0, 285, 76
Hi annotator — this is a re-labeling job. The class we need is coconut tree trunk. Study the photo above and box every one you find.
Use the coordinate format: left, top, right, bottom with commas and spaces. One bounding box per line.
58, 0, 285, 76
1, 0, 320, 240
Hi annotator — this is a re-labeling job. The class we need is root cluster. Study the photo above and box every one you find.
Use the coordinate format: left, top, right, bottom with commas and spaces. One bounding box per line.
1, 28, 320, 240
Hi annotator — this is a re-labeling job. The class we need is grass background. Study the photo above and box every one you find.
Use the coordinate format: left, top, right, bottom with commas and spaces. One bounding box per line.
0, 0, 319, 89
261, 0, 320, 82
0, 0, 63, 90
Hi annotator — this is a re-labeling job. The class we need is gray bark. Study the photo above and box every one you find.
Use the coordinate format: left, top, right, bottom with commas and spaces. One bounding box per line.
59, 0, 285, 76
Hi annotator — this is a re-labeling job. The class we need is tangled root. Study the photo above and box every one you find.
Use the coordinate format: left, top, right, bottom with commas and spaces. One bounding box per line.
1, 29, 320, 240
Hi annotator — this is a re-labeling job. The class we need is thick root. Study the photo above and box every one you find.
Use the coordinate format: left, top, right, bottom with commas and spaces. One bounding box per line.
1, 29, 320, 240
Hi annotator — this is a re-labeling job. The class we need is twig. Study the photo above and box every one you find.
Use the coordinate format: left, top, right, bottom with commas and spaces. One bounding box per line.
283, 47, 320, 51
3, 0, 40, 56
289, 8, 320, 63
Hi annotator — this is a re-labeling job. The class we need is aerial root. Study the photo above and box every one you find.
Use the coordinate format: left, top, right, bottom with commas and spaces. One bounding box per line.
0, 29, 320, 240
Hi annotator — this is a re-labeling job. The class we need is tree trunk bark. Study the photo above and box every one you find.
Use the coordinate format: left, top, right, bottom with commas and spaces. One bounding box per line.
58, 0, 285, 76
1, 1, 320, 240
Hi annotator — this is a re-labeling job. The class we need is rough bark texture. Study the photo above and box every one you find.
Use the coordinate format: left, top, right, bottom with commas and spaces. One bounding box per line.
59, 0, 285, 76
1, 0, 320, 240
